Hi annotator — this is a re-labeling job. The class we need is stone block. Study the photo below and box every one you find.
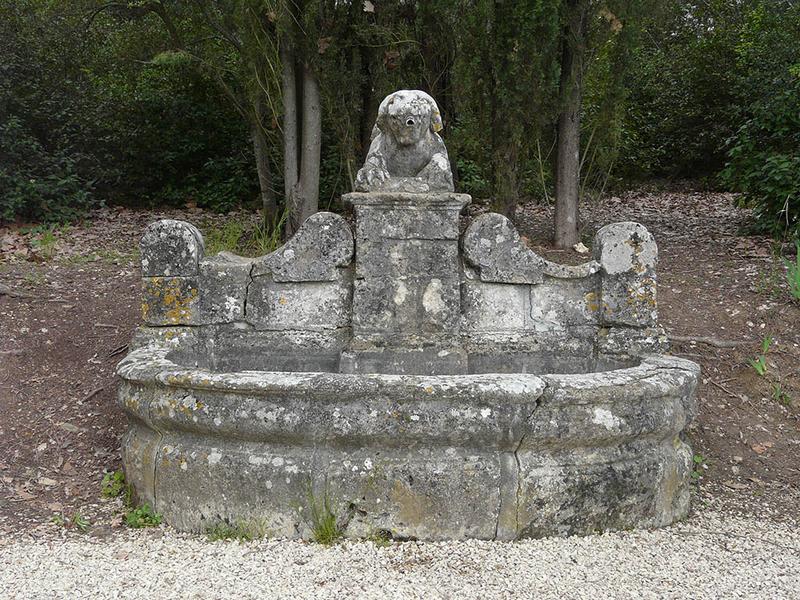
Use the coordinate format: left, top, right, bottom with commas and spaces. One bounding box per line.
355, 206, 460, 240
461, 280, 528, 333
528, 276, 600, 331
352, 276, 460, 339
140, 220, 204, 277
197, 253, 251, 324
246, 273, 352, 331
594, 222, 658, 327
355, 238, 459, 279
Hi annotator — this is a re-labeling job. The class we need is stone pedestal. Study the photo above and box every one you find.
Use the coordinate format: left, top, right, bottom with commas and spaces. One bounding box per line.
340, 192, 471, 374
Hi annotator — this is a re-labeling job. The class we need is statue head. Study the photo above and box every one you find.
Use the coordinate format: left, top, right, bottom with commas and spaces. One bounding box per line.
375, 90, 443, 146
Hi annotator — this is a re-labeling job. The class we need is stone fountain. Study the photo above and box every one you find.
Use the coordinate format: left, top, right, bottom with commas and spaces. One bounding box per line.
117, 90, 699, 540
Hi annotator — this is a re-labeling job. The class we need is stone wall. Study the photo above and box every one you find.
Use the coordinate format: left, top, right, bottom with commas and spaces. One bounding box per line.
137, 201, 666, 375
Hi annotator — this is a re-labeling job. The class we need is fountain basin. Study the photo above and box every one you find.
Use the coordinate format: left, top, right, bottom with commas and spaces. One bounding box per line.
118, 330, 698, 540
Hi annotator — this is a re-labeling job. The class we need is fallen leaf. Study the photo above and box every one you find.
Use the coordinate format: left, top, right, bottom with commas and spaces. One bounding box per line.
14, 487, 37, 501
723, 480, 749, 490
57, 422, 81, 433
363, 0, 375, 12
573, 242, 589, 254
39, 477, 58, 487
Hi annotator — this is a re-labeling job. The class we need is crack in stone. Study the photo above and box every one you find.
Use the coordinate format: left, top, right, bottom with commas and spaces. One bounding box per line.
242, 263, 256, 318
494, 386, 546, 540
513, 392, 545, 538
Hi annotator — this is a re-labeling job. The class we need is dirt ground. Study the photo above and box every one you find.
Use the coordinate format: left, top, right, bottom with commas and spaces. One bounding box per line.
1, 189, 798, 536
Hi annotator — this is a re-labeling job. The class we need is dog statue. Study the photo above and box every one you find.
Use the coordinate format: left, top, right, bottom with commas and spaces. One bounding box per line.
355, 90, 454, 193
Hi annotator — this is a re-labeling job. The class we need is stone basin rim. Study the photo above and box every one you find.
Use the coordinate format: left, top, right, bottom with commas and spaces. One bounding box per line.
117, 345, 699, 396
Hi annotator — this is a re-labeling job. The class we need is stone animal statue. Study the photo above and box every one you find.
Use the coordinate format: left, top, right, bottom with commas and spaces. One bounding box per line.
355, 90, 454, 193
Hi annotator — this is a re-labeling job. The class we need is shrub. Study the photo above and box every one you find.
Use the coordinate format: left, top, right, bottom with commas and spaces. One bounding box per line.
722, 79, 800, 239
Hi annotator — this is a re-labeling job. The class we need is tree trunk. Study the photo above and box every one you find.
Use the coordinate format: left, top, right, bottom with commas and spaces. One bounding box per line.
281, 44, 299, 214
554, 0, 589, 248
291, 64, 321, 233
251, 101, 277, 226
489, 0, 518, 220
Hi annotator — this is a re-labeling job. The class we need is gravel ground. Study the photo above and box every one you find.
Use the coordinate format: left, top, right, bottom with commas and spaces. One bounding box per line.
0, 509, 797, 600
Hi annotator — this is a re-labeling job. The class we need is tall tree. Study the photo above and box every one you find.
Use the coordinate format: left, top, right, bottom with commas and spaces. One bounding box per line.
279, 9, 322, 236
554, 0, 590, 247
553, 0, 649, 247
457, 0, 562, 220
92, 0, 283, 224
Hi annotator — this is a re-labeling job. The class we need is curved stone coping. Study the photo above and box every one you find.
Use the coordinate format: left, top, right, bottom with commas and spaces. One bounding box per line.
252, 212, 353, 282
118, 346, 546, 401
462, 213, 599, 284
542, 259, 601, 279
117, 346, 698, 450
118, 345, 696, 398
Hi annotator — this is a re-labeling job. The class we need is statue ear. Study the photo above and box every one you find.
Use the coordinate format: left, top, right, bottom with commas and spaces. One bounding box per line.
415, 91, 443, 133
374, 93, 394, 134
429, 106, 443, 133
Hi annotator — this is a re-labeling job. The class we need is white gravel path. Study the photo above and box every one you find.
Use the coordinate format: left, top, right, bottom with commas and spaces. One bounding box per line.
0, 510, 798, 600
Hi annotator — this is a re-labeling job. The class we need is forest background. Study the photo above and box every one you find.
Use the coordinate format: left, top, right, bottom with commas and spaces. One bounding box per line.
1, 0, 798, 244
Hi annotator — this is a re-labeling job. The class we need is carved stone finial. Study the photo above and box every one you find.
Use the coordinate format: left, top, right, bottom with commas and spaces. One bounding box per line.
354, 89, 454, 193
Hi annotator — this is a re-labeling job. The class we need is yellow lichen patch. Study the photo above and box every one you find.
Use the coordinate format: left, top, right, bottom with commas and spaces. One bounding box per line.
142, 277, 198, 324
624, 237, 643, 254
125, 396, 141, 411
585, 291, 600, 312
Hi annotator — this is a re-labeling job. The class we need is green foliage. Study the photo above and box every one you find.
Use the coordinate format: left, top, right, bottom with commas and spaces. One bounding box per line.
783, 242, 800, 303
125, 503, 162, 528
621, 0, 800, 241
771, 383, 792, 407
748, 335, 773, 376
207, 519, 269, 542
52, 511, 90, 532
307, 488, 342, 545
101, 470, 128, 499
690, 453, 707, 481
2, 0, 797, 230
722, 79, 800, 238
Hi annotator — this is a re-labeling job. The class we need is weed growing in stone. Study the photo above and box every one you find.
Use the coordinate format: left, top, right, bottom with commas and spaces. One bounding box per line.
366, 528, 393, 548
124, 504, 162, 528
748, 335, 773, 376
206, 519, 269, 542
101, 469, 134, 507
101, 470, 127, 498
307, 489, 342, 545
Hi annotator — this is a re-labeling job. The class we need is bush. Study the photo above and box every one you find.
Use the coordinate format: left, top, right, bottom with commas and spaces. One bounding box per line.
721, 3, 800, 239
